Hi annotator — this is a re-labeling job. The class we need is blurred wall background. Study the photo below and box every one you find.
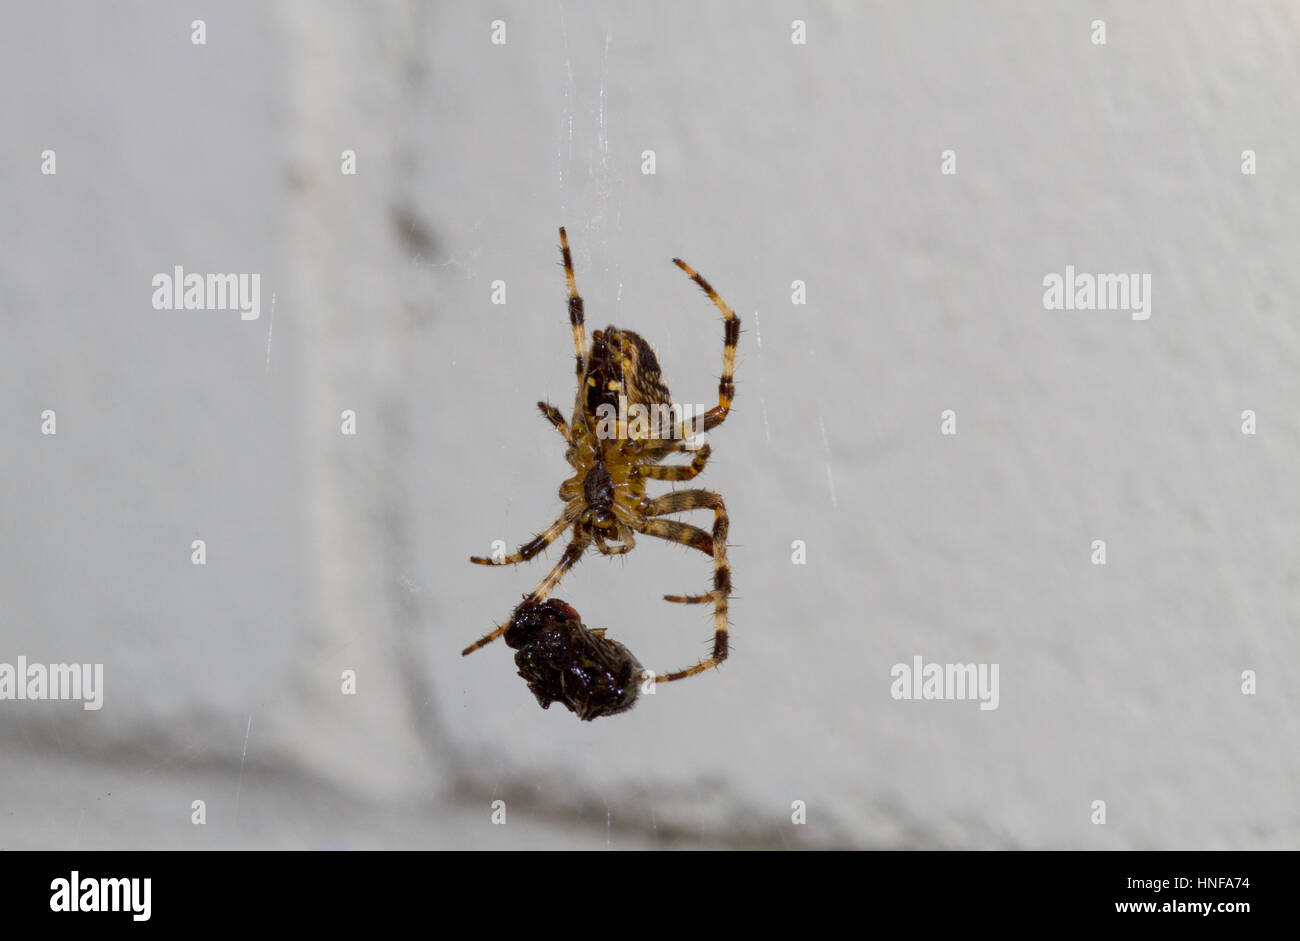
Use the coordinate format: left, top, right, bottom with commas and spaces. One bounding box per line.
2, 0, 1297, 849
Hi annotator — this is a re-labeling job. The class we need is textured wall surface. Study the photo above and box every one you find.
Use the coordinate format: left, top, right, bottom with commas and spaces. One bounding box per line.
2, 1, 1297, 849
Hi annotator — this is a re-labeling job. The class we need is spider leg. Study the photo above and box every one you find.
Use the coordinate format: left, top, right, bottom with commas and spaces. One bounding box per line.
525, 531, 590, 602
560, 227, 587, 382
462, 532, 591, 655
637, 518, 713, 556
633, 443, 711, 481
645, 516, 716, 604
470, 515, 571, 566
638, 488, 730, 682
661, 591, 714, 604
537, 400, 572, 443
671, 257, 739, 434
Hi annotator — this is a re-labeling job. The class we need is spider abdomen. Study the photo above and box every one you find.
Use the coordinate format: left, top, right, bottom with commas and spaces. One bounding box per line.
583, 326, 674, 420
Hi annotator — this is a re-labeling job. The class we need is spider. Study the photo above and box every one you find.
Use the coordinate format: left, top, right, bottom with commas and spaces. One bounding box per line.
462, 227, 739, 684
505, 597, 643, 720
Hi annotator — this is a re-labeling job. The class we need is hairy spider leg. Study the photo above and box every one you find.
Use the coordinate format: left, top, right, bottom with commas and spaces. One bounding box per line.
669, 258, 739, 436
632, 440, 712, 481
462, 533, 592, 655
536, 400, 572, 443
638, 488, 731, 681
560, 227, 587, 382
469, 515, 572, 567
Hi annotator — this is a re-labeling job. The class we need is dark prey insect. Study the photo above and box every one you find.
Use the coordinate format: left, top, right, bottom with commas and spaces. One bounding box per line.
463, 227, 739, 684
505, 597, 642, 720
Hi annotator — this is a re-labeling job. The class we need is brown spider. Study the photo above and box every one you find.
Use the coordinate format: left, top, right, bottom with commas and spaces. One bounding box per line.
463, 227, 739, 684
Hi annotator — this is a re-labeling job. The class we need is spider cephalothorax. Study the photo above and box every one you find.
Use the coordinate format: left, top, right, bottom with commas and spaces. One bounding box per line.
465, 227, 739, 687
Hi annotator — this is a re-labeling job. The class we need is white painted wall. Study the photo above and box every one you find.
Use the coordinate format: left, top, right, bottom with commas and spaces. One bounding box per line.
2, 0, 1296, 848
